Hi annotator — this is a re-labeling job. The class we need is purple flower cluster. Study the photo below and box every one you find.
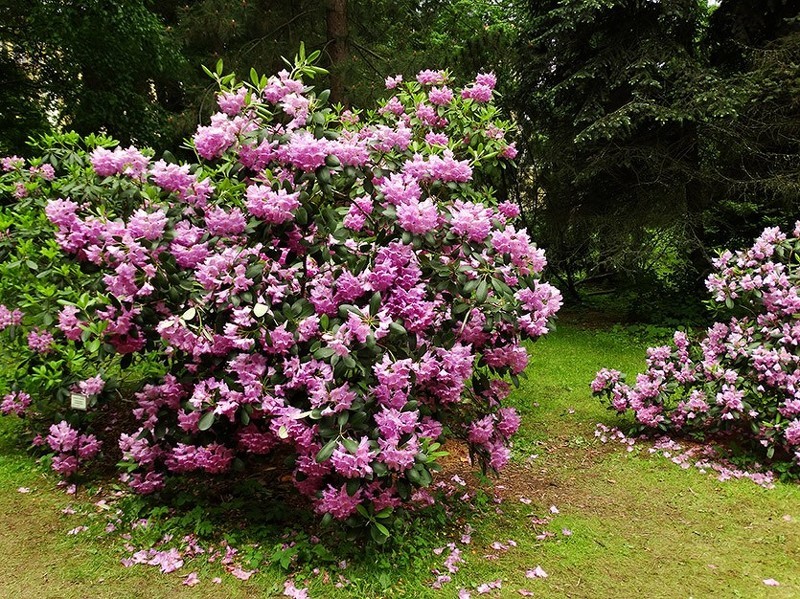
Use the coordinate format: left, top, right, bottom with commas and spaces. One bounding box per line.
46, 421, 101, 476
1, 391, 31, 416
0, 304, 23, 330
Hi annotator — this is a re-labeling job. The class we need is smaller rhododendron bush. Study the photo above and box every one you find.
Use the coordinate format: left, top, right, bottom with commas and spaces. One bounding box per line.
0, 53, 562, 532
593, 224, 800, 479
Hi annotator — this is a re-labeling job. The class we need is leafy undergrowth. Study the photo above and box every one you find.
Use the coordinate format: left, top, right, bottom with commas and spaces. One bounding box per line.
1, 323, 799, 598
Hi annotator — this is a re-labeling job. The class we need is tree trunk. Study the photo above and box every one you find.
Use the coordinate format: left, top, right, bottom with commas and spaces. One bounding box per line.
326, 0, 349, 105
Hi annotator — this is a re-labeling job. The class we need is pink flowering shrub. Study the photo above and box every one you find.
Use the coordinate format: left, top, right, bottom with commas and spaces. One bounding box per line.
1, 54, 560, 530
0, 132, 143, 456
593, 224, 800, 477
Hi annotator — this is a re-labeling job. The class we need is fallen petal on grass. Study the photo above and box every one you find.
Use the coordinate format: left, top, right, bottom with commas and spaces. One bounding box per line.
526, 566, 548, 579
229, 566, 255, 581
283, 579, 310, 598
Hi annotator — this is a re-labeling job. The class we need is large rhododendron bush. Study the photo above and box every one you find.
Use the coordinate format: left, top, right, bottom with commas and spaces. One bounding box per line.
0, 54, 562, 530
593, 224, 800, 478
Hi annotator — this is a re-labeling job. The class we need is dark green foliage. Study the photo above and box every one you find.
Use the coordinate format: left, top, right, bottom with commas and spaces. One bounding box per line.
8, 0, 800, 312
702, 1, 800, 250
514, 0, 800, 303
515, 0, 717, 298
0, 1, 189, 154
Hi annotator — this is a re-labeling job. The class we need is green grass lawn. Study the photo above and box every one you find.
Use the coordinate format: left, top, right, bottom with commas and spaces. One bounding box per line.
1, 323, 798, 598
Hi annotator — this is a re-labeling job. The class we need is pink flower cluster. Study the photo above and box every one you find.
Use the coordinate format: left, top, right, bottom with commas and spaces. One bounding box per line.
4, 65, 560, 524
461, 72, 497, 103
0, 304, 23, 330
46, 421, 101, 476
90, 146, 151, 179
1, 391, 31, 416
1, 155, 24, 171
594, 223, 800, 474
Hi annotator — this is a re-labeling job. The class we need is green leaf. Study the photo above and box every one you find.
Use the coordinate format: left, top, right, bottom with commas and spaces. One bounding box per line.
418, 468, 432, 486
491, 277, 512, 296
369, 292, 382, 316
314, 347, 336, 359
407, 469, 421, 485
370, 525, 388, 544
342, 437, 359, 453
338, 304, 361, 318
316, 438, 337, 462
476, 279, 488, 302
317, 166, 332, 185
245, 263, 265, 279
198, 411, 215, 431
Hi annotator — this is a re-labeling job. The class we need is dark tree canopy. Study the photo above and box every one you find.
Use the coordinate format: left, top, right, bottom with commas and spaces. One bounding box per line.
514, 0, 800, 301
0, 0, 188, 153
515, 0, 717, 296
703, 0, 800, 249
0, 0, 514, 154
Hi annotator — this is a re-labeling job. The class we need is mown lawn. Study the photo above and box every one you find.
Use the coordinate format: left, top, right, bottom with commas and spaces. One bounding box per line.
1, 323, 798, 598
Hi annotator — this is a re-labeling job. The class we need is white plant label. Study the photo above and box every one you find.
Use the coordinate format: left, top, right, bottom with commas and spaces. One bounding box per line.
70, 393, 88, 411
